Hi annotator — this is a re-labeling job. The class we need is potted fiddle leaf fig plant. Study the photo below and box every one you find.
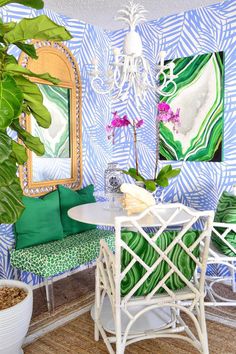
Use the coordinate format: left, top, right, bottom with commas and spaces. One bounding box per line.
0, 0, 72, 224
0, 1, 72, 350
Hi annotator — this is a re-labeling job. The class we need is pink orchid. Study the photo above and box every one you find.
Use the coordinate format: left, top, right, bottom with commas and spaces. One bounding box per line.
157, 102, 180, 131
106, 112, 144, 174
135, 119, 144, 128
157, 102, 170, 112
110, 112, 131, 127
121, 115, 131, 126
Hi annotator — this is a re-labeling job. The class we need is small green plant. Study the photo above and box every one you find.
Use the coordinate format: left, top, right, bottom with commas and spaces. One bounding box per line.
0, 0, 72, 223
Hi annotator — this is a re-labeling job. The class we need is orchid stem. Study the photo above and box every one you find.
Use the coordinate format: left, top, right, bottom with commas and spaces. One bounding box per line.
154, 119, 160, 180
133, 124, 139, 176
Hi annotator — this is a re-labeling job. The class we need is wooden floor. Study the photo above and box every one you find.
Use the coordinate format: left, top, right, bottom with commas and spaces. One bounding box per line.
25, 311, 236, 354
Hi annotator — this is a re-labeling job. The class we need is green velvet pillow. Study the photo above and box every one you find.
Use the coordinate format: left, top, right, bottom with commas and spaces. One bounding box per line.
58, 184, 96, 237
120, 230, 200, 297
15, 190, 64, 250
212, 191, 236, 256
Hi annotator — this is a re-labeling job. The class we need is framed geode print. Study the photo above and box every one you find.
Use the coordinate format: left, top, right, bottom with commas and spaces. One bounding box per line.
159, 51, 224, 162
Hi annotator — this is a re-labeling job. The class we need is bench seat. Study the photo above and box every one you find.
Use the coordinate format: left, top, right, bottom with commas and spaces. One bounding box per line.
10, 229, 114, 278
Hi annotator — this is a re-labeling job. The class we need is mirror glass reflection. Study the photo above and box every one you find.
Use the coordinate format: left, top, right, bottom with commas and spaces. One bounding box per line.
31, 84, 72, 182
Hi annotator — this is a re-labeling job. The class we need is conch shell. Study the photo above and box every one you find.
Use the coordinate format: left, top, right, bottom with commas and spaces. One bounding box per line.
120, 183, 155, 215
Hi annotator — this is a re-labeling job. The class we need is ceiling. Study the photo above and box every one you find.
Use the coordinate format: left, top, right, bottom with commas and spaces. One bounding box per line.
44, 0, 220, 30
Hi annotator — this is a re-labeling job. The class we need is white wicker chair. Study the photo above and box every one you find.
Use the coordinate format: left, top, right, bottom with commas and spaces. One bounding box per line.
205, 222, 236, 307
93, 203, 214, 354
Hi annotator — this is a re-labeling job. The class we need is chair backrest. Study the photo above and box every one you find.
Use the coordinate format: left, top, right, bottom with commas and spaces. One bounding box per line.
210, 222, 236, 257
111, 203, 214, 306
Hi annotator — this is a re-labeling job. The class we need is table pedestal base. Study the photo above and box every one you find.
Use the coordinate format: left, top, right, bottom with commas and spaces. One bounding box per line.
91, 296, 173, 335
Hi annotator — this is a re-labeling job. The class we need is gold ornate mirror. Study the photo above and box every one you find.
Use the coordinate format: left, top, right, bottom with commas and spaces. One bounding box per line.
19, 41, 82, 196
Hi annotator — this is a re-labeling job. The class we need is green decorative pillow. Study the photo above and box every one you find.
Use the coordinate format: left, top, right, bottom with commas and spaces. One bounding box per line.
58, 184, 96, 237
15, 190, 64, 250
212, 191, 236, 256
120, 230, 200, 297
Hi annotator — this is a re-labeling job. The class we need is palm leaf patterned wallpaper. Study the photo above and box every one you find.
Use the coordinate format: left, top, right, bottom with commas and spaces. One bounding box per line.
0, 0, 236, 284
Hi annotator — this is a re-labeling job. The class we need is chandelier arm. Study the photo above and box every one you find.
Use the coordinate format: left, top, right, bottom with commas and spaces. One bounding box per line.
91, 77, 113, 95
113, 65, 121, 87
156, 81, 178, 97
115, 56, 131, 90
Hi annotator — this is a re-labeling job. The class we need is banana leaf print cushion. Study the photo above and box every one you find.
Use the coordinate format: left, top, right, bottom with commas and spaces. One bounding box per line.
121, 230, 200, 297
212, 191, 236, 256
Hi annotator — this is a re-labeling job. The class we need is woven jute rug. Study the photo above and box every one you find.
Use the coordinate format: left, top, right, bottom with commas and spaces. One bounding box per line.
25, 267, 236, 352
27, 267, 96, 338
25, 311, 236, 354
205, 281, 236, 328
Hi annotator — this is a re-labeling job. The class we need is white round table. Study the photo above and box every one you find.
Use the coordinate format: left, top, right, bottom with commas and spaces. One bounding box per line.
68, 201, 194, 335
68, 201, 192, 227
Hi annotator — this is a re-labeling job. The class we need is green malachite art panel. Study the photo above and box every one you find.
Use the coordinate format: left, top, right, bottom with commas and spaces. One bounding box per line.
32, 84, 71, 158
31, 84, 72, 182
159, 52, 224, 162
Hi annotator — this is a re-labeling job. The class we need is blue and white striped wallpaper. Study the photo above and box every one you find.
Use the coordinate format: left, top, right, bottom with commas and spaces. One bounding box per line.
0, 0, 235, 284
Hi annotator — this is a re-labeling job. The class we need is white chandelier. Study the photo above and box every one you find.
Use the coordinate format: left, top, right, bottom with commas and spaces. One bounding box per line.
90, 1, 178, 105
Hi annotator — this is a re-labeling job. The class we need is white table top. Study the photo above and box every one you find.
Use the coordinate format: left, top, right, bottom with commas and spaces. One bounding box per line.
68, 202, 192, 227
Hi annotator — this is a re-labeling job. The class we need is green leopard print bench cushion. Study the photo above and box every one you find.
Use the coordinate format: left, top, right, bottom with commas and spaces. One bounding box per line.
10, 229, 115, 278
121, 230, 200, 297
212, 191, 236, 256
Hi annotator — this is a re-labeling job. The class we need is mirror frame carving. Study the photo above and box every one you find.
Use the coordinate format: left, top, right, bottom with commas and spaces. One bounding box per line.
19, 41, 82, 196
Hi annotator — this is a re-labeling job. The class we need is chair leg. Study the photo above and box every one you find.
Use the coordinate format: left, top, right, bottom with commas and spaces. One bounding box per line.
94, 268, 100, 341
45, 277, 55, 313
199, 299, 209, 354
115, 308, 124, 354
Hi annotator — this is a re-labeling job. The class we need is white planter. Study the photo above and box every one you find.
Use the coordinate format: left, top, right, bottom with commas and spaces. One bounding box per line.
0, 280, 33, 354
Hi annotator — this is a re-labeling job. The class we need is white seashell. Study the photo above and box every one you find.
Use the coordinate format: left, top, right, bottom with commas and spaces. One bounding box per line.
120, 183, 155, 215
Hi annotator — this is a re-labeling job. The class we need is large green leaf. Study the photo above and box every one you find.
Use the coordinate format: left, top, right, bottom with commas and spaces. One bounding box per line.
4, 15, 72, 43
0, 75, 23, 129
11, 120, 45, 156
11, 140, 27, 164
155, 165, 181, 187
0, 21, 16, 36
0, 131, 24, 223
5, 63, 60, 84
144, 180, 156, 192
4, 53, 18, 65
0, 0, 44, 9
14, 42, 38, 59
14, 76, 51, 128
122, 168, 145, 182
155, 176, 169, 188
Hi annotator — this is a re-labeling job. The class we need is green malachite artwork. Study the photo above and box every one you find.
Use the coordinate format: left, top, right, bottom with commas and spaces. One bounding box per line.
31, 84, 72, 182
32, 84, 71, 158
160, 52, 224, 162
